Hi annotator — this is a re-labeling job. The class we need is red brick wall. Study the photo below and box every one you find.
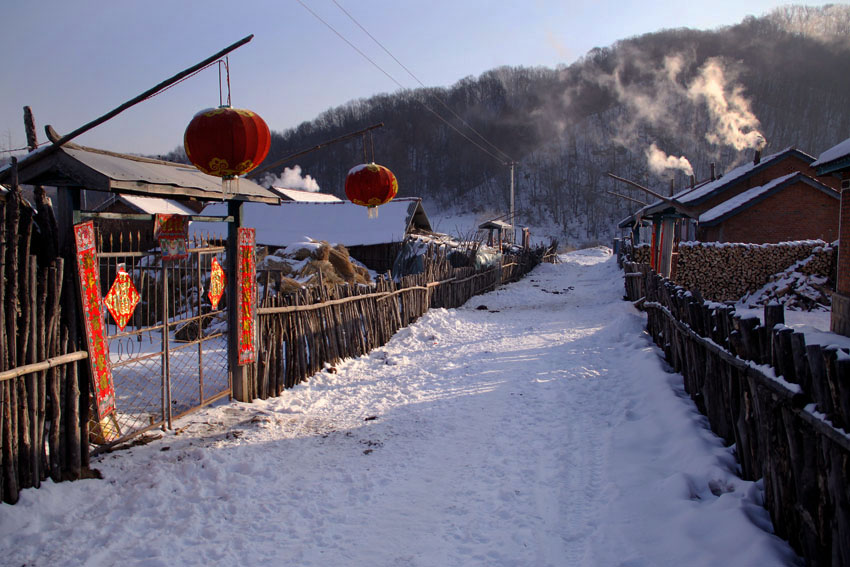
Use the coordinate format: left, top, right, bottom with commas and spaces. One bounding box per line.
697, 155, 840, 213
838, 187, 850, 295
697, 181, 839, 244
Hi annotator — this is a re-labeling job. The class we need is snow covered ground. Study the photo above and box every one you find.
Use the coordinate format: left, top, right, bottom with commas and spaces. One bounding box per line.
0, 248, 801, 566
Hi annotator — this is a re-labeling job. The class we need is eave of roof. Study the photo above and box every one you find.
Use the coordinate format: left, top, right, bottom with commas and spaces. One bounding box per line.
812, 136, 850, 174
1, 144, 281, 204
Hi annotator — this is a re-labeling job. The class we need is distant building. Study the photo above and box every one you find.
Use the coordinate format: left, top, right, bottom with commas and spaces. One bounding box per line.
268, 187, 343, 202
618, 147, 841, 275
194, 197, 433, 273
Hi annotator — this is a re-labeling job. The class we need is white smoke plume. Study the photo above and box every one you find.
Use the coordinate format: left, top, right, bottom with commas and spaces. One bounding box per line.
261, 165, 321, 192
645, 143, 693, 176
687, 58, 766, 150
575, 50, 767, 175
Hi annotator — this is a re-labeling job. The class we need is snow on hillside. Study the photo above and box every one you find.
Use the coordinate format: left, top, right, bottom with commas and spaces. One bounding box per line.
0, 248, 799, 566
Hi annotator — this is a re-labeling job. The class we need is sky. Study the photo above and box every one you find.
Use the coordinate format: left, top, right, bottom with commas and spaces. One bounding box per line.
1, 0, 844, 157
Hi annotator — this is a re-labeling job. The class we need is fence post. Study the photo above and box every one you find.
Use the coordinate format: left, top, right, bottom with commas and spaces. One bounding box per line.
227, 201, 250, 402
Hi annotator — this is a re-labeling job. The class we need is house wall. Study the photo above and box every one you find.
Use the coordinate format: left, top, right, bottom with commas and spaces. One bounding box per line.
698, 181, 839, 244
696, 155, 840, 214
839, 187, 850, 295
347, 242, 403, 274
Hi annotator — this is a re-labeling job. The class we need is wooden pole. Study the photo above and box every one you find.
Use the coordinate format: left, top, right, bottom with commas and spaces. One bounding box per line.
227, 201, 250, 402
606, 191, 648, 206
606, 173, 698, 217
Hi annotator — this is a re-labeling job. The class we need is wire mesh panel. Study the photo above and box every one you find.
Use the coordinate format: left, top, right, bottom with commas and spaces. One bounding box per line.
94, 227, 230, 449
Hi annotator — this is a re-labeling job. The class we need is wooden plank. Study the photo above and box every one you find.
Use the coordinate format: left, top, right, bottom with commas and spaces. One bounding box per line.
0, 351, 92, 383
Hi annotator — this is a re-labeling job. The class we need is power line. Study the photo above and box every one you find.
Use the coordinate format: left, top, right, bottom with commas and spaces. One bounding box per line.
295, 0, 510, 165
329, 0, 514, 164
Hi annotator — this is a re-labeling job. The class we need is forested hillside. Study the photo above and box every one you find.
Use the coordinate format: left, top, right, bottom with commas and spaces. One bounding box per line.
171, 5, 850, 245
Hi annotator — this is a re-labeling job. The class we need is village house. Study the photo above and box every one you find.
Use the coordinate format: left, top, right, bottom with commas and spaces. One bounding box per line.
619, 147, 841, 275
812, 135, 850, 336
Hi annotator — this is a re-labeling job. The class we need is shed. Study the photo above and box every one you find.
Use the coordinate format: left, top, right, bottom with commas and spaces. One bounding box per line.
2, 144, 280, 203
0, 142, 281, 247
478, 219, 513, 247
193, 197, 433, 273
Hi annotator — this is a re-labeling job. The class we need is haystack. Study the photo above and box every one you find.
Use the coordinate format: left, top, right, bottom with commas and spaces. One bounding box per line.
259, 240, 372, 292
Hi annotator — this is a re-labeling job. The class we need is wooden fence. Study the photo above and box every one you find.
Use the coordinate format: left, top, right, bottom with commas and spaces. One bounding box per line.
628, 263, 850, 566
251, 249, 543, 400
1, 189, 91, 504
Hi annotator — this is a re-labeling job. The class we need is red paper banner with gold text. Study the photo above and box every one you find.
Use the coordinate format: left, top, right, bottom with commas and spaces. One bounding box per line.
154, 214, 189, 261
237, 228, 256, 365
74, 221, 116, 419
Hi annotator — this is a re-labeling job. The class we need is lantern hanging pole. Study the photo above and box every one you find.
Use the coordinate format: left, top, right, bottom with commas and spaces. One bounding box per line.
50, 35, 254, 149
250, 122, 384, 178
606, 172, 698, 217
1, 34, 255, 180
606, 190, 648, 206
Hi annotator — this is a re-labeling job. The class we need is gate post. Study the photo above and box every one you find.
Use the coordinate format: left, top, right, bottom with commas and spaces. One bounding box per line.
227, 200, 250, 402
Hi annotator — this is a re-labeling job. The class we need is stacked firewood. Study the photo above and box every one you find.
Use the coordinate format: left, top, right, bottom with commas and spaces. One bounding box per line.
675, 240, 833, 302
739, 245, 836, 311
630, 244, 651, 264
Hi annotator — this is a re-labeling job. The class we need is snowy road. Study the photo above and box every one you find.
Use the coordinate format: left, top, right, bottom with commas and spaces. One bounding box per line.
0, 248, 800, 566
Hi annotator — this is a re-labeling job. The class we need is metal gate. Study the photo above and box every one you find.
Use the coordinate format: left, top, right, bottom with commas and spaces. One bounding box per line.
95, 227, 230, 447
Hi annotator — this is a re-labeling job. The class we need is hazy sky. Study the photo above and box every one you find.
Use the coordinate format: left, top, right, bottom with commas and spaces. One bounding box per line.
2, 0, 843, 157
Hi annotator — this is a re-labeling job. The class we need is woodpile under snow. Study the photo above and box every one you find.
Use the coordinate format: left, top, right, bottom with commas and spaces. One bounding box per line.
259, 240, 372, 292
674, 240, 835, 303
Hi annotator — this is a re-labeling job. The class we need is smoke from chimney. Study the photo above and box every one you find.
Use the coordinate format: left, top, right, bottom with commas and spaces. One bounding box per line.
646, 143, 693, 176
687, 58, 767, 152
261, 165, 321, 192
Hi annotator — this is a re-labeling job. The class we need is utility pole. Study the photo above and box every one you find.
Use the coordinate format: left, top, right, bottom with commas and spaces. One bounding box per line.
509, 161, 515, 243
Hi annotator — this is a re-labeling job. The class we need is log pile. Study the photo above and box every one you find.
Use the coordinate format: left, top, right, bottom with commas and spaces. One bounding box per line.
630, 244, 650, 264
674, 240, 833, 302
739, 244, 836, 311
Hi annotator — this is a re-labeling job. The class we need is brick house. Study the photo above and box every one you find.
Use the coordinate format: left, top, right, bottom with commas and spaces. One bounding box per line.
647, 147, 841, 243
619, 147, 840, 276
812, 136, 850, 336
697, 172, 839, 243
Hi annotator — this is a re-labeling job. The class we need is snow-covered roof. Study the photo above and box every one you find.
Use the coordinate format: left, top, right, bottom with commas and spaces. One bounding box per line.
698, 172, 838, 226
270, 187, 342, 202
673, 147, 814, 206
110, 194, 196, 216
812, 136, 850, 172
0, 145, 281, 204
478, 219, 512, 230
193, 197, 432, 247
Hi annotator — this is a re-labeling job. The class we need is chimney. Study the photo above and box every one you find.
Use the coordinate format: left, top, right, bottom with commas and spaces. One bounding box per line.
689, 174, 695, 188
710, 162, 716, 181
669, 178, 674, 197
753, 150, 761, 165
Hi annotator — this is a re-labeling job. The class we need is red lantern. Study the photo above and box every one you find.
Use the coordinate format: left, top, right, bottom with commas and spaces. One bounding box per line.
345, 163, 398, 218
184, 107, 271, 179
